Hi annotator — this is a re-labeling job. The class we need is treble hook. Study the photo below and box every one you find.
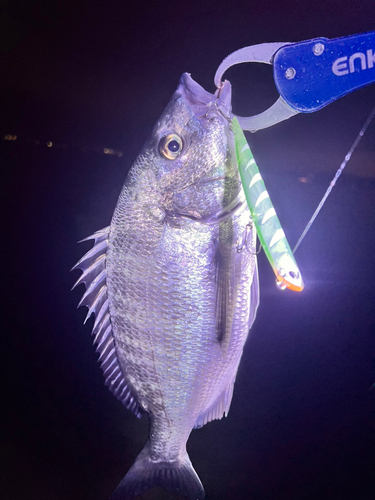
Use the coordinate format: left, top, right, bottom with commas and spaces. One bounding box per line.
236, 222, 260, 255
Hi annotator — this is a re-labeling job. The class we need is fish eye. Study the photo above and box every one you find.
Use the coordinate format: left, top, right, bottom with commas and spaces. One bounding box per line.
159, 133, 183, 160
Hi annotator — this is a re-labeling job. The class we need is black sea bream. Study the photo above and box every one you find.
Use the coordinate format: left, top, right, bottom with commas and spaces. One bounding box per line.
73, 73, 259, 499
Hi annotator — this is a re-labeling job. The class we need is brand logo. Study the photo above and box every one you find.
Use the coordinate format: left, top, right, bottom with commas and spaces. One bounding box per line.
332, 50, 375, 76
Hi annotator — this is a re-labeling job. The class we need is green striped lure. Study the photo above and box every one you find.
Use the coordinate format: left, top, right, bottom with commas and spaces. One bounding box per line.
232, 117, 304, 292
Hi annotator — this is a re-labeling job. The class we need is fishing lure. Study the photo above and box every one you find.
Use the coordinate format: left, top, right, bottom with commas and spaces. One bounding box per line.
232, 118, 303, 291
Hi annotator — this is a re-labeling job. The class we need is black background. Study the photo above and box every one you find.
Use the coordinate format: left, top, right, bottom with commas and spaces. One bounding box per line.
2, 1, 375, 499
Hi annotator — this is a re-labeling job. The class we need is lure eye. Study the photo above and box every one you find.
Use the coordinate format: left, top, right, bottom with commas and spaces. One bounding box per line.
289, 270, 299, 279
159, 134, 183, 160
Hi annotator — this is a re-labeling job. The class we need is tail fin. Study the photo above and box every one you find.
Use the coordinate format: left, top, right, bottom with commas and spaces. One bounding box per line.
109, 441, 205, 500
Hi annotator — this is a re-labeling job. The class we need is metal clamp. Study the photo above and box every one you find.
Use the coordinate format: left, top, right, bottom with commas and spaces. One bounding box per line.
215, 32, 375, 132
214, 42, 298, 132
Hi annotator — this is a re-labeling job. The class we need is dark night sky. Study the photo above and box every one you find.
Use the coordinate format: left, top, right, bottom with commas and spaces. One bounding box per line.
2, 1, 375, 500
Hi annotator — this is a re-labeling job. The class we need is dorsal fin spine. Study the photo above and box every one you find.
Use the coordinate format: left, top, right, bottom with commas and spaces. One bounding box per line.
106, 370, 122, 387
71, 254, 106, 289
102, 358, 117, 375
72, 240, 107, 271
95, 324, 112, 348
98, 340, 115, 361
84, 286, 106, 323
92, 299, 109, 330
113, 381, 126, 397
79, 269, 106, 303
92, 313, 110, 337
93, 317, 110, 342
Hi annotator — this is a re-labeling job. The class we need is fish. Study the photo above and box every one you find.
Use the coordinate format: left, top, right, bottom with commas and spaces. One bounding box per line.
72, 73, 259, 500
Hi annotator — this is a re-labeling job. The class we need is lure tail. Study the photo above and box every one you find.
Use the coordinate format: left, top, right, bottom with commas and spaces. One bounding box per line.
109, 441, 205, 500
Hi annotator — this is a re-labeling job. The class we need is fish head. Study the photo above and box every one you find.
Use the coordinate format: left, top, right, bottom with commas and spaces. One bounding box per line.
135, 73, 242, 222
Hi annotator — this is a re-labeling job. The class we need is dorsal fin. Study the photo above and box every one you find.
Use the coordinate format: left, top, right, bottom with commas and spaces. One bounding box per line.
72, 227, 142, 418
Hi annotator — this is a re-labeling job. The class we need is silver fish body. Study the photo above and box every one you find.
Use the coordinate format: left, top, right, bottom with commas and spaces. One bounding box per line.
73, 73, 259, 499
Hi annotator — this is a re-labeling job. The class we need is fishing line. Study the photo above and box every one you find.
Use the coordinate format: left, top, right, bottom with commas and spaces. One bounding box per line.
293, 104, 375, 254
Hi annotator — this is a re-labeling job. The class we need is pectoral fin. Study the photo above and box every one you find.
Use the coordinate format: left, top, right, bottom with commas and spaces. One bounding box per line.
214, 244, 236, 346
248, 259, 260, 331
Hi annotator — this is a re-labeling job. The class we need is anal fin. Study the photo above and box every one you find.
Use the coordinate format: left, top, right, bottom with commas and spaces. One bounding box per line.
194, 380, 235, 429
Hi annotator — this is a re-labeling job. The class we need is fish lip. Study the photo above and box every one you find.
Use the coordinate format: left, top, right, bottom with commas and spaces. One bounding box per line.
177, 73, 232, 119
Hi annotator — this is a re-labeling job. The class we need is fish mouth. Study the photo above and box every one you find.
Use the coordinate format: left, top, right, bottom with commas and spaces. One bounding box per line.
169, 74, 241, 224
177, 73, 232, 120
